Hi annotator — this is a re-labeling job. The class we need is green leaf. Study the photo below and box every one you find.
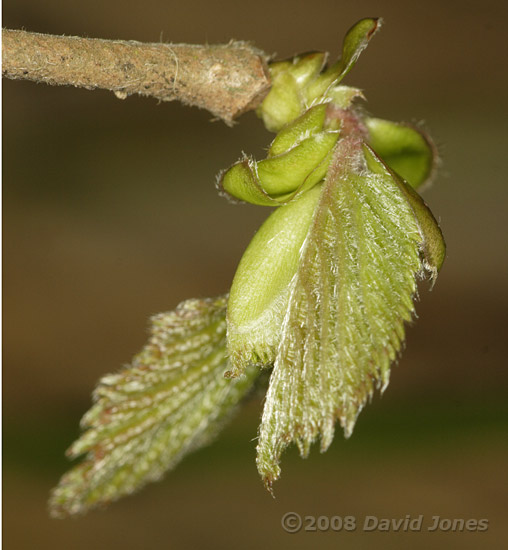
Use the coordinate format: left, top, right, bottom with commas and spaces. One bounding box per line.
219, 105, 338, 206
257, 132, 338, 196
365, 117, 436, 189
363, 144, 445, 275
49, 296, 259, 517
256, 137, 445, 489
226, 185, 322, 376
269, 103, 328, 157
304, 18, 382, 103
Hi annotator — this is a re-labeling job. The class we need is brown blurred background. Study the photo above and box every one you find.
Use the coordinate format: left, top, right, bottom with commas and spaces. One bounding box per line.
3, 0, 508, 548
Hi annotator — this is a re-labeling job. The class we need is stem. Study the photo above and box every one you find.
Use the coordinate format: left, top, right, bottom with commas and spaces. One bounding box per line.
2, 29, 271, 125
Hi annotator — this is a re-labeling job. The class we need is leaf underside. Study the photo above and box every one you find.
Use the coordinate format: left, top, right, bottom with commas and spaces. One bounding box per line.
256, 137, 441, 488
365, 117, 436, 190
50, 296, 258, 518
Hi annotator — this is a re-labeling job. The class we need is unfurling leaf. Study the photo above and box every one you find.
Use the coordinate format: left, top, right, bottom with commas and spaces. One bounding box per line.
219, 104, 339, 206
226, 185, 323, 375
304, 17, 382, 102
258, 17, 381, 132
255, 137, 445, 489
49, 296, 259, 517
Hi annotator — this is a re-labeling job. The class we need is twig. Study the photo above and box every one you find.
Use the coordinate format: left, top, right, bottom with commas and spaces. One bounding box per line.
2, 29, 271, 125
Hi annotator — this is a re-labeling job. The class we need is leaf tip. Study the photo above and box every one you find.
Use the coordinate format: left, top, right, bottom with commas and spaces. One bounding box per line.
263, 476, 276, 498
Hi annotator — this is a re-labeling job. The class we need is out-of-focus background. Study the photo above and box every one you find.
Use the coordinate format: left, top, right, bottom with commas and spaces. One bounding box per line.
3, 1, 507, 548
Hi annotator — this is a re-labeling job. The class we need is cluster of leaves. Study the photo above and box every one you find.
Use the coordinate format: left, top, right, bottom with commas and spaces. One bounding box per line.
50, 18, 445, 516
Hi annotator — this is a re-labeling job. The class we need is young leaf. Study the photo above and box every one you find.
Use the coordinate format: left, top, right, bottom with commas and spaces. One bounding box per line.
256, 137, 445, 489
226, 185, 323, 376
219, 104, 338, 206
269, 103, 329, 157
49, 296, 259, 517
305, 18, 382, 102
258, 18, 381, 132
363, 145, 445, 276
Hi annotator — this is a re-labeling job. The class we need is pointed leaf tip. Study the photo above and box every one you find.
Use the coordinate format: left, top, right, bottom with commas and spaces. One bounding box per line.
305, 17, 382, 101
340, 17, 382, 76
49, 295, 259, 517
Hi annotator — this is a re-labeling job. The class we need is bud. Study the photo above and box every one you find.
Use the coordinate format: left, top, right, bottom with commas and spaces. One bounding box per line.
257, 17, 381, 132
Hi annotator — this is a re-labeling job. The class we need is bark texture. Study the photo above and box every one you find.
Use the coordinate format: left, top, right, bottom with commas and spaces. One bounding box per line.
2, 29, 271, 124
